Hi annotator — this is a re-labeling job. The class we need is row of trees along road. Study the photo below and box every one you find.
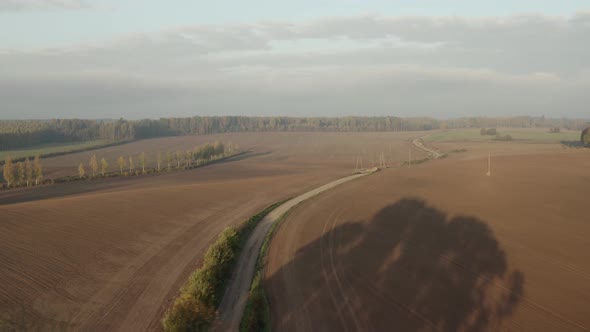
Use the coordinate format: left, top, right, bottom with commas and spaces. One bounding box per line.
2, 155, 43, 188
77, 142, 230, 179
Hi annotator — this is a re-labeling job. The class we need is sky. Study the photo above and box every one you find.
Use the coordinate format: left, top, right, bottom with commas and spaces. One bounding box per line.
1, 0, 589, 119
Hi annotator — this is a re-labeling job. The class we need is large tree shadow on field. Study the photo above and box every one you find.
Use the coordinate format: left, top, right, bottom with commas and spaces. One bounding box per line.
267, 198, 525, 332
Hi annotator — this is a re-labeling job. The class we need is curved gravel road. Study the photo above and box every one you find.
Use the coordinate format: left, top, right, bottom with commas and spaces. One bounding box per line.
214, 169, 376, 331
412, 138, 444, 159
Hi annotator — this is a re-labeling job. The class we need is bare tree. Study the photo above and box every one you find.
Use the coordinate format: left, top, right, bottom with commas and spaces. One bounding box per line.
139, 152, 146, 174
3, 155, 14, 188
185, 150, 192, 168
33, 155, 43, 185
78, 162, 86, 179
100, 158, 109, 176
167, 152, 172, 171
24, 157, 32, 186
157, 152, 162, 172
117, 156, 126, 175
214, 141, 224, 156
129, 156, 135, 174
176, 151, 182, 169
89, 155, 98, 177
193, 147, 201, 165
17, 162, 25, 186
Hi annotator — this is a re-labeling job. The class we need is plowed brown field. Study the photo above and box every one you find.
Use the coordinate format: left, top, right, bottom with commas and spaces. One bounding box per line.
266, 148, 590, 331
0, 132, 424, 330
29, 132, 431, 179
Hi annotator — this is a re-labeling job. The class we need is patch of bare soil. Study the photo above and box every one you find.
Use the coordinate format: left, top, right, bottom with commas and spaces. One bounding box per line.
267, 149, 590, 331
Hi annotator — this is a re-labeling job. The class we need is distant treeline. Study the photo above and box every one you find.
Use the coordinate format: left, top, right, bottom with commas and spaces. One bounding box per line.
131, 115, 590, 135
129, 116, 440, 136
0, 119, 135, 150
582, 128, 590, 146
2, 116, 589, 150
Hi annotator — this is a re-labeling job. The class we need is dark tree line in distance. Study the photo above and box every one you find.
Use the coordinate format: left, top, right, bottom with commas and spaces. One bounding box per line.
2, 116, 589, 150
582, 128, 590, 146
0, 118, 134, 150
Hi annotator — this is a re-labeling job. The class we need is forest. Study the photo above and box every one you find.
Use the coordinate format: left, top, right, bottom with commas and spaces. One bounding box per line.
1, 116, 588, 150
0, 119, 135, 150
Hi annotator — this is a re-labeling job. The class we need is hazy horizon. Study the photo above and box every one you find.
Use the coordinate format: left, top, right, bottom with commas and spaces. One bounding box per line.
1, 1, 589, 120
1, 115, 590, 122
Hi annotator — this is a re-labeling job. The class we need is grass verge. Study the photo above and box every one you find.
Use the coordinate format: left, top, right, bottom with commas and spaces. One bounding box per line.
401, 157, 431, 166
239, 210, 292, 332
425, 128, 581, 143
161, 200, 285, 332
0, 140, 131, 164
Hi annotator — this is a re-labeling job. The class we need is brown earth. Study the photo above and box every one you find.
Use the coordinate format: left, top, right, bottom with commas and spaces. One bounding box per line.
266, 148, 590, 331
29, 132, 430, 179
0, 132, 424, 331
432, 140, 569, 160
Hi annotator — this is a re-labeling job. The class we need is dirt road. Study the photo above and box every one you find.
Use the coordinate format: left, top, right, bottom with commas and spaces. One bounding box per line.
412, 137, 444, 159
214, 169, 376, 331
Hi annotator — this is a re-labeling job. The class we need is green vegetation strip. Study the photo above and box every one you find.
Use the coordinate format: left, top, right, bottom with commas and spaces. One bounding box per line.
425, 128, 581, 143
0, 139, 130, 164
450, 149, 468, 153
401, 157, 431, 166
162, 200, 285, 332
239, 210, 292, 332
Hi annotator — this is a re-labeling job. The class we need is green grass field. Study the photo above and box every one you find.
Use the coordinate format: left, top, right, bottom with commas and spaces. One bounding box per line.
425, 128, 581, 143
0, 140, 110, 160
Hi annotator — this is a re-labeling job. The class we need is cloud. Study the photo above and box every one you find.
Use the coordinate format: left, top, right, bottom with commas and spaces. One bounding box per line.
0, 0, 89, 11
0, 12, 589, 118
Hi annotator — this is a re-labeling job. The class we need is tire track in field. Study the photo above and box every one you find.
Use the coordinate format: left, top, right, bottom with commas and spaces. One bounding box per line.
500, 238, 590, 281
289, 194, 587, 331
324, 208, 442, 332
330, 209, 366, 330
319, 209, 359, 332
72, 208, 224, 331
378, 231, 590, 331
